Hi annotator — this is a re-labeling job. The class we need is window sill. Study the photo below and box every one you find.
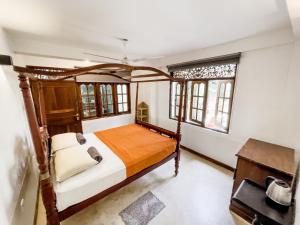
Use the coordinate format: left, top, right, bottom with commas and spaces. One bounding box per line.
169, 117, 229, 134
82, 112, 131, 121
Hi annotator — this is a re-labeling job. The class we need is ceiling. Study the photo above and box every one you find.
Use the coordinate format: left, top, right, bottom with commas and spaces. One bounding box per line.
0, 0, 292, 59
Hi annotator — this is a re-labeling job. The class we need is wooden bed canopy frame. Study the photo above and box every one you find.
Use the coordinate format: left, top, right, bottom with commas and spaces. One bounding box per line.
14, 63, 185, 225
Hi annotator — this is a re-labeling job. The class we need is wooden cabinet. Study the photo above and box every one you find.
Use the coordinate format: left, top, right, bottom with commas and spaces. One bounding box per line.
230, 138, 295, 222
30, 80, 83, 136
137, 102, 149, 123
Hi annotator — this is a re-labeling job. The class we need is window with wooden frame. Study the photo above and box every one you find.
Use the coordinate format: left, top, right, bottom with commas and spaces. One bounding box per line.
79, 83, 97, 118
99, 84, 114, 116
190, 81, 207, 124
78, 83, 130, 119
170, 82, 185, 119
116, 84, 130, 113
215, 80, 233, 130
168, 53, 240, 133
174, 82, 181, 117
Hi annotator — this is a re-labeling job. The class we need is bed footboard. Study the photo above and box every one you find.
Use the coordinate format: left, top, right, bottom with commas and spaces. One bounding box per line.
58, 152, 177, 221
135, 120, 181, 176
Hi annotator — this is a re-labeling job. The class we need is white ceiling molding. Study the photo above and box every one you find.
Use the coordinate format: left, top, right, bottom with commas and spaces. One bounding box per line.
286, 0, 300, 39
0, 0, 292, 58
147, 28, 294, 68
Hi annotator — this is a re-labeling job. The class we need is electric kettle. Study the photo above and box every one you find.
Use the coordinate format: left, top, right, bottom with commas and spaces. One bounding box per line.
265, 176, 292, 207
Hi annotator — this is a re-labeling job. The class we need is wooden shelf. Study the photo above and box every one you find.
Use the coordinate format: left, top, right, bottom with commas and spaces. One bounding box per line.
137, 102, 149, 123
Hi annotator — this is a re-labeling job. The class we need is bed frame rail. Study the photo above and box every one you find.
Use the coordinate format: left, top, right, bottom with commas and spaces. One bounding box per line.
58, 152, 177, 220
136, 120, 180, 140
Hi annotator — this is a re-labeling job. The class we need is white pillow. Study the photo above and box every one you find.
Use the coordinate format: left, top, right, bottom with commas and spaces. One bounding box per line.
51, 132, 79, 152
54, 145, 98, 182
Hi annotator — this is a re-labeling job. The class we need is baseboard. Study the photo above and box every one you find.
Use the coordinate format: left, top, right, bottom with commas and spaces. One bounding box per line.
180, 145, 235, 172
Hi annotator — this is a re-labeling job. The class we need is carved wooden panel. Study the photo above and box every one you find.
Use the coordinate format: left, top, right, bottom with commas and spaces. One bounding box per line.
173, 63, 237, 79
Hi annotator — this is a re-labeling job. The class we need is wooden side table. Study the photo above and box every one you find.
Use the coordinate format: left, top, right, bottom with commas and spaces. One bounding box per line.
232, 179, 295, 225
230, 138, 295, 221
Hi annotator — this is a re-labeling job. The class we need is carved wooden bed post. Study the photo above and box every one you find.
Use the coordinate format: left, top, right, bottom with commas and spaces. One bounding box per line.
37, 81, 47, 127
175, 80, 184, 176
135, 82, 139, 123
18, 74, 60, 225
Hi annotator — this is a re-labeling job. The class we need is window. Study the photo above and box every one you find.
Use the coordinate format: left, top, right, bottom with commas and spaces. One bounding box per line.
168, 53, 240, 133
79, 83, 97, 118
170, 82, 185, 119
79, 83, 130, 119
190, 81, 207, 124
116, 84, 129, 113
204, 80, 234, 132
215, 81, 233, 129
99, 84, 114, 116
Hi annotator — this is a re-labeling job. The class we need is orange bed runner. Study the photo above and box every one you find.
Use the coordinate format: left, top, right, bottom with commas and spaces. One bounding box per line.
94, 124, 177, 177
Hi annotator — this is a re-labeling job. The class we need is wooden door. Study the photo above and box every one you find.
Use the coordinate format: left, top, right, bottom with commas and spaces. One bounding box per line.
31, 80, 82, 136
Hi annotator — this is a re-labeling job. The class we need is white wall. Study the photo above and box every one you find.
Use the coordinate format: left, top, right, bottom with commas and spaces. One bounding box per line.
138, 82, 159, 124
140, 29, 300, 168
82, 114, 134, 133
288, 40, 300, 225
0, 28, 33, 225
13, 53, 105, 68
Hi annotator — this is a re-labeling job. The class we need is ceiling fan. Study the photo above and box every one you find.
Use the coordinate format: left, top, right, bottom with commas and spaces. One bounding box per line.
83, 38, 163, 64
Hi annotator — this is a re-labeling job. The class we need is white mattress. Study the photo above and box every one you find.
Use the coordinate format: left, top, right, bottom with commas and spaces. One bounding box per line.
54, 133, 126, 212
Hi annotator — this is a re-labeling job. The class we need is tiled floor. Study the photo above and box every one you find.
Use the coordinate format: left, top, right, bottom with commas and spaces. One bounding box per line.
36, 150, 249, 225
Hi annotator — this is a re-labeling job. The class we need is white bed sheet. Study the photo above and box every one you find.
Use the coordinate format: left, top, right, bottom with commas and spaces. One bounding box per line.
54, 133, 126, 212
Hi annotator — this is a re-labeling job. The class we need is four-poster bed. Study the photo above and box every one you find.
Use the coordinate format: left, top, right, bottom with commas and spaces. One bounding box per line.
14, 63, 184, 225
